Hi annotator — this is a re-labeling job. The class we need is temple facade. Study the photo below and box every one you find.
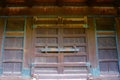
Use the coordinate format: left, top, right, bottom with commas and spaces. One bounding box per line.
0, 0, 120, 80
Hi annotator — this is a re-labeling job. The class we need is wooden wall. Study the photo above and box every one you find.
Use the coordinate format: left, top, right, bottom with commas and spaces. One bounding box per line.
0, 17, 120, 79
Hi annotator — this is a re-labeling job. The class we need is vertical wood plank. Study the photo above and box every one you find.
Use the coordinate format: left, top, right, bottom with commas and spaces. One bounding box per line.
87, 18, 98, 68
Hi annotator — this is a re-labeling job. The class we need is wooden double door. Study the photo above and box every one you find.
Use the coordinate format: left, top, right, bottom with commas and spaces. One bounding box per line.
33, 28, 89, 80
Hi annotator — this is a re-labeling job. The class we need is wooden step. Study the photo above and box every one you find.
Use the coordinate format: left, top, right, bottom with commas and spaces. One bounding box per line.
32, 74, 89, 80
32, 79, 87, 80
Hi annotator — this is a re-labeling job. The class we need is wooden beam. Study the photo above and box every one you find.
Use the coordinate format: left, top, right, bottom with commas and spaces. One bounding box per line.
25, 0, 34, 7
0, 0, 119, 7
0, 0, 7, 8
114, 0, 120, 16
0, 7, 118, 16
87, 0, 95, 6
114, 0, 120, 7
56, 0, 63, 7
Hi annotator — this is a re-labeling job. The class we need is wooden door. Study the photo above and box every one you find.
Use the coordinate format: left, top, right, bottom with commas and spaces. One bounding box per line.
33, 28, 90, 80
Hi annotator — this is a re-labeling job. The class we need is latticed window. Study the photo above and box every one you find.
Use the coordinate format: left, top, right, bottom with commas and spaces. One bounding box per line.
3, 18, 25, 75
96, 18, 119, 74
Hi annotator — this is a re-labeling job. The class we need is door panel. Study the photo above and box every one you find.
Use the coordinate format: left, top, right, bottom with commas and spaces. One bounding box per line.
33, 28, 89, 80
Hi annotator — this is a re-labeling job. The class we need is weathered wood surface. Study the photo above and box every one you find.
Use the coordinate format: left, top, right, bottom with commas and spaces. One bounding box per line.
0, 7, 119, 16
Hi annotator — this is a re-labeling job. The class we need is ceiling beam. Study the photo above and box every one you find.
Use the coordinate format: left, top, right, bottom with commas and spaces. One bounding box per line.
0, 7, 118, 16
114, 0, 120, 16
25, 0, 34, 7
56, 0, 63, 7
87, 0, 95, 6
0, 0, 7, 7
114, 0, 120, 7
0, 0, 120, 8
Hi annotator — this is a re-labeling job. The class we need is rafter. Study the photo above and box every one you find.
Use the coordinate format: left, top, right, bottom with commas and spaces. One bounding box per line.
25, 0, 34, 7
87, 0, 95, 6
0, 0, 119, 8
114, 0, 120, 7
56, 0, 63, 7
114, 0, 120, 16
0, 0, 7, 7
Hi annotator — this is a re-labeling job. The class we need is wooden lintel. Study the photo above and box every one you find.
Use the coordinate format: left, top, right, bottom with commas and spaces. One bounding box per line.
0, 7, 118, 16
34, 24, 88, 28
0, 2, 120, 7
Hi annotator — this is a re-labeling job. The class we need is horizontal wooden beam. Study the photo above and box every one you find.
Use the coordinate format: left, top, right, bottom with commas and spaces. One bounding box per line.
0, 1, 120, 7
0, 0, 7, 7
0, 7, 119, 16
56, 0, 63, 7
25, 0, 34, 7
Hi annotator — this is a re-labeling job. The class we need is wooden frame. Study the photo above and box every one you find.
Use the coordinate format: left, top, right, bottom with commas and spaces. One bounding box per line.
95, 17, 119, 76
1, 17, 26, 75
33, 16, 88, 28
31, 26, 91, 79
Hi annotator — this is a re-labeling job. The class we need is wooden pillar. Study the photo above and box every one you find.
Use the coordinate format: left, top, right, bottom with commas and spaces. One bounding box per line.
116, 17, 120, 70
87, 17, 100, 77
0, 18, 5, 75
22, 17, 33, 77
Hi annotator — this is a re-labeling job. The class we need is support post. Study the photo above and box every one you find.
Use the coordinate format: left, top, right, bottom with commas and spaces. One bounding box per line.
87, 17, 100, 77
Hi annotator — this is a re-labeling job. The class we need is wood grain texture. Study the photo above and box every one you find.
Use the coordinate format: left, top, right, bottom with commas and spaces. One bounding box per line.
23, 18, 33, 68
87, 18, 98, 68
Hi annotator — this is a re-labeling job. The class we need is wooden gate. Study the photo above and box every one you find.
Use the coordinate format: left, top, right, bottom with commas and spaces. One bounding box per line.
32, 28, 90, 80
